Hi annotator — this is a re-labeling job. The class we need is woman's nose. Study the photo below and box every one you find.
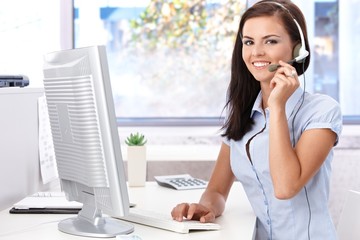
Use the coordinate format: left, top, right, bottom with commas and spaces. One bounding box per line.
252, 44, 265, 56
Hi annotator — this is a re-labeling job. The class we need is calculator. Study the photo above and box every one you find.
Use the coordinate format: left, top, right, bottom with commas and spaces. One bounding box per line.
154, 174, 208, 190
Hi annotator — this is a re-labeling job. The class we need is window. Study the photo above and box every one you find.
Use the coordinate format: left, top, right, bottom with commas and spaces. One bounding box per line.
74, 0, 359, 124
293, 0, 360, 123
1, 0, 359, 125
74, 0, 247, 125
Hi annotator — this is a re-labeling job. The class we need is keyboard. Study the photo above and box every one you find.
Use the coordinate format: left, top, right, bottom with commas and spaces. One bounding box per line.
11, 192, 135, 213
119, 208, 221, 234
11, 192, 82, 210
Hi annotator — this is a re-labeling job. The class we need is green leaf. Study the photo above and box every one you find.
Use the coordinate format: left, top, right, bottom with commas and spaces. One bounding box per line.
125, 132, 147, 146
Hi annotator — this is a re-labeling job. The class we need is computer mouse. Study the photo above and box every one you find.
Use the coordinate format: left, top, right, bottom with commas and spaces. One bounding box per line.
116, 235, 142, 240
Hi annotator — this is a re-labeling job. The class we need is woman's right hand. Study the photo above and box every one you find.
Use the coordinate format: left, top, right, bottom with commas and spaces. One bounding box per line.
171, 143, 234, 224
171, 203, 216, 223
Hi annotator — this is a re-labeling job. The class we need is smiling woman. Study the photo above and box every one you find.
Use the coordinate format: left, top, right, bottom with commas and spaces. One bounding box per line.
170, 1, 342, 240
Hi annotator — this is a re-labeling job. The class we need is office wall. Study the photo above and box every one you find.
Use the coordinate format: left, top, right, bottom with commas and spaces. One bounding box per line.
0, 88, 57, 211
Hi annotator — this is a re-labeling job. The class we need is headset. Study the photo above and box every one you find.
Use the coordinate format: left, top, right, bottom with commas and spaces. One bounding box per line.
265, 2, 309, 72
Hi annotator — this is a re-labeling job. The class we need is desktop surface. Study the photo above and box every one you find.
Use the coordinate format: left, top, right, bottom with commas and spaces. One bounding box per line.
0, 182, 255, 240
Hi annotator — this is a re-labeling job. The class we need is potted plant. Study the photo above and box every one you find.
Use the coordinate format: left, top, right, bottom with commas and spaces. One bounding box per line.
125, 132, 147, 187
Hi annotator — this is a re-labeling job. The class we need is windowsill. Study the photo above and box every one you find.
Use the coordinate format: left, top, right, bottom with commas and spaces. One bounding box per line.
119, 126, 221, 162
340, 124, 360, 136
121, 144, 220, 162
119, 125, 360, 161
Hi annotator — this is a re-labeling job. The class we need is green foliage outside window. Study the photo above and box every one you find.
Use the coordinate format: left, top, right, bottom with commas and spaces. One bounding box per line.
129, 0, 245, 51
114, 1, 246, 118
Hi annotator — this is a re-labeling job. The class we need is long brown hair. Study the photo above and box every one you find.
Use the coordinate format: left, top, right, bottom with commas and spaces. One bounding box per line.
221, 0, 311, 141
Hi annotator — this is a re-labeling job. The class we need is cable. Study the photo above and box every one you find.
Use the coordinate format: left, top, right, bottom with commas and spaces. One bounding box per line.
304, 186, 312, 240
291, 62, 311, 240
291, 64, 306, 146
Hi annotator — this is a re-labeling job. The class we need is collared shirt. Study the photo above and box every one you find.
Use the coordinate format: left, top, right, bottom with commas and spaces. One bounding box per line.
224, 87, 342, 240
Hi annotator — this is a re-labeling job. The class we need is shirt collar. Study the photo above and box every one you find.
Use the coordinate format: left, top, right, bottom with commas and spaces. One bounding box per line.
250, 92, 264, 117
250, 87, 303, 119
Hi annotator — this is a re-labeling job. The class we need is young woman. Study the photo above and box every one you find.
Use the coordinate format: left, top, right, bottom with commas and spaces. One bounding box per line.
171, 0, 342, 239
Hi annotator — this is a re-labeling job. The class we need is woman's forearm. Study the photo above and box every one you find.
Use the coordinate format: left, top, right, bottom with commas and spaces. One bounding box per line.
269, 106, 301, 199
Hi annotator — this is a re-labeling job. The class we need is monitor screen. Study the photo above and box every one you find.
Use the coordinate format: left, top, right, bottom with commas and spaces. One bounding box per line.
43, 45, 134, 237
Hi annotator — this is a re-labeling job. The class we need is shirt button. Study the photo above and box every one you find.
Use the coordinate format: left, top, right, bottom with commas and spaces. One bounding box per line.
267, 220, 270, 225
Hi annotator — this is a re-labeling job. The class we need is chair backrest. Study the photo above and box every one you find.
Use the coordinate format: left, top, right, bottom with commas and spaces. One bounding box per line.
337, 189, 360, 240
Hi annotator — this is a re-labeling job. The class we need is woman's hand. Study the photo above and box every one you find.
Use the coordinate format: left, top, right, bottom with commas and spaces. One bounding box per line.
171, 143, 234, 223
268, 60, 299, 108
171, 203, 216, 223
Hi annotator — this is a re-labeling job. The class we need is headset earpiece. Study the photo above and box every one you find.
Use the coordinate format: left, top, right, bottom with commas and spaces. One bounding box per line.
293, 43, 301, 60
293, 19, 309, 63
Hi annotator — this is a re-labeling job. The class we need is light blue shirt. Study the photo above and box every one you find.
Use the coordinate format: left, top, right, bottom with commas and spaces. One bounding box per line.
224, 87, 342, 240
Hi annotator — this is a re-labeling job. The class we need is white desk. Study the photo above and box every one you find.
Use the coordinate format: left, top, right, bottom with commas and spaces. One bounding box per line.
0, 182, 256, 240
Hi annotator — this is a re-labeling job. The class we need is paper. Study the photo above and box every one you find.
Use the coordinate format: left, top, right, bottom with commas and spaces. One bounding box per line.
38, 95, 58, 184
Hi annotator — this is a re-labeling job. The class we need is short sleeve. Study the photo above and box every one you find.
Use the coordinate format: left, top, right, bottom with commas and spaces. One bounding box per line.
223, 137, 230, 146
221, 106, 231, 146
303, 94, 343, 146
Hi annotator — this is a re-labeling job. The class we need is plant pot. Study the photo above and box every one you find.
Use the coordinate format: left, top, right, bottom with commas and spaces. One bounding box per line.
127, 146, 147, 187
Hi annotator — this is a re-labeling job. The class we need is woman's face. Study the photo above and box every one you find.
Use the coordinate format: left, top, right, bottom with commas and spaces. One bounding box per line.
242, 15, 294, 83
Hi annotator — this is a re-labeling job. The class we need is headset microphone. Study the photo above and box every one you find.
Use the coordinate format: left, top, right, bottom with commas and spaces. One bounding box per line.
268, 59, 296, 72
268, 17, 309, 72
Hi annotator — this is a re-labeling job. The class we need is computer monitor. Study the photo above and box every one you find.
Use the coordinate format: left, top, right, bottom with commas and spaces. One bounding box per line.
42, 45, 134, 237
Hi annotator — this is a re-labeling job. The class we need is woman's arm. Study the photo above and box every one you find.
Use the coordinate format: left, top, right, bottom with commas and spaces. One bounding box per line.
269, 109, 336, 199
267, 62, 337, 199
171, 142, 236, 222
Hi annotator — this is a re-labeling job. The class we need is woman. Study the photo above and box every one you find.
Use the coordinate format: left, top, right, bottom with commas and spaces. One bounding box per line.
171, 0, 342, 239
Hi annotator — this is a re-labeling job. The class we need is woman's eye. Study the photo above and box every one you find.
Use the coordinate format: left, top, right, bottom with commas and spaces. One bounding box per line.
243, 40, 253, 46
266, 39, 278, 44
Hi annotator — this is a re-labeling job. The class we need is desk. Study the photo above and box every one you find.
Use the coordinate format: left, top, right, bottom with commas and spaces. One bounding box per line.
0, 182, 256, 240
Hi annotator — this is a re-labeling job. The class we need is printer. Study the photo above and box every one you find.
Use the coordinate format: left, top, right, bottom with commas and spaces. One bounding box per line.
0, 75, 29, 87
